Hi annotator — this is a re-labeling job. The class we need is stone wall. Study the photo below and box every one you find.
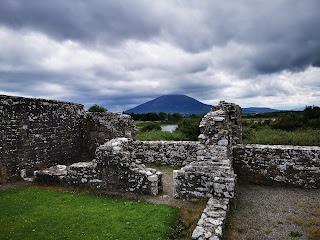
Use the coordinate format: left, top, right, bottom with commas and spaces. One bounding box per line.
84, 112, 136, 158
132, 141, 198, 166
233, 144, 320, 188
199, 101, 242, 149
95, 138, 162, 195
0, 95, 86, 183
174, 102, 240, 201
0, 95, 136, 183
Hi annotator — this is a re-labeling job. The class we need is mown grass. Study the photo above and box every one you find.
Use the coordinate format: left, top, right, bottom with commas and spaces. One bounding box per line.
243, 128, 320, 146
0, 188, 179, 240
136, 130, 189, 141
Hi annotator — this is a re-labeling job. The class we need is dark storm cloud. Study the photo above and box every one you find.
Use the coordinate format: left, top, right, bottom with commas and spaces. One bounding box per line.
0, 0, 320, 110
1, 0, 319, 74
0, 0, 160, 44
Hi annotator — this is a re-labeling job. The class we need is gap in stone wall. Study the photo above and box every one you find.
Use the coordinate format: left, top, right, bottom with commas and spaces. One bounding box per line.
144, 164, 181, 197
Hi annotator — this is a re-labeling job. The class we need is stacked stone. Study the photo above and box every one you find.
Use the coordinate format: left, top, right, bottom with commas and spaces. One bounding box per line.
217, 101, 242, 146
173, 145, 236, 199
173, 101, 240, 239
0, 95, 86, 183
233, 144, 320, 188
95, 138, 162, 195
198, 108, 227, 145
132, 141, 198, 166
66, 161, 101, 188
84, 112, 137, 158
192, 198, 230, 240
34, 165, 67, 184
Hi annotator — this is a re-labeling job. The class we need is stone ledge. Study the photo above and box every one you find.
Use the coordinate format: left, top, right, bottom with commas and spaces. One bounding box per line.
192, 197, 230, 240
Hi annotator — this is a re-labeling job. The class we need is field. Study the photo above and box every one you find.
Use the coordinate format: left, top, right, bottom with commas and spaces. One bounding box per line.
0, 187, 179, 240
243, 127, 320, 146
134, 107, 320, 146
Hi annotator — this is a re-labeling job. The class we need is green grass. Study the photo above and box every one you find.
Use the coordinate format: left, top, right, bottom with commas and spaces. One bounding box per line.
243, 128, 320, 146
136, 130, 189, 141
0, 188, 179, 240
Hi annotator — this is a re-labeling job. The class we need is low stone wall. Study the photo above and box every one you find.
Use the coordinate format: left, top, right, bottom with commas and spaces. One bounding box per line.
192, 197, 230, 240
94, 138, 162, 195
173, 150, 236, 200
233, 144, 320, 188
66, 161, 101, 187
132, 141, 198, 166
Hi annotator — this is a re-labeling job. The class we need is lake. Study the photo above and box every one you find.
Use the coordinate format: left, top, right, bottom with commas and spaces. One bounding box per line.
161, 125, 178, 133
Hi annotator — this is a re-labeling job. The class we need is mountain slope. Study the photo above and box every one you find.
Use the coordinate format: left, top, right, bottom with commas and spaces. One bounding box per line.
125, 95, 282, 115
125, 95, 213, 115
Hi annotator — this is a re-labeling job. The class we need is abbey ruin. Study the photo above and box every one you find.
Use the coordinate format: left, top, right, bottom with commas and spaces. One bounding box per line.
1, 94, 319, 240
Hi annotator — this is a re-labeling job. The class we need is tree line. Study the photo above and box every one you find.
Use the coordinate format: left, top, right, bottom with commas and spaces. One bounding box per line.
126, 112, 200, 123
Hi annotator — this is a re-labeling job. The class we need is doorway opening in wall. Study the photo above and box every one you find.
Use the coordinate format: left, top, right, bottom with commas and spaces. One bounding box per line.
142, 163, 208, 238
148, 164, 179, 197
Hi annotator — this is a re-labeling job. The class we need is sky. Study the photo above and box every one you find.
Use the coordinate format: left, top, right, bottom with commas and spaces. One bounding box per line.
0, 0, 319, 112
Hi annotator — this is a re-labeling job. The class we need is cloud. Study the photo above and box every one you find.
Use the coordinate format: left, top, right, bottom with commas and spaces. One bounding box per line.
0, 0, 319, 111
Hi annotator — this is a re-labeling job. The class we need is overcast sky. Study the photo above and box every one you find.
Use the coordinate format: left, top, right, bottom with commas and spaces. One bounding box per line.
0, 0, 319, 111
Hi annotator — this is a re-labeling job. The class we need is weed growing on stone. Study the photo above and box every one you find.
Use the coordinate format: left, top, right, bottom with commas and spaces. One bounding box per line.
287, 200, 320, 240
0, 188, 179, 240
289, 231, 303, 238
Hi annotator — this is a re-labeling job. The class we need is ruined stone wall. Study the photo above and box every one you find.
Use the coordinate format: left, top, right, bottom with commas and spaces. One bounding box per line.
131, 141, 198, 166
174, 102, 240, 202
0, 95, 136, 183
233, 144, 320, 188
199, 101, 242, 149
94, 138, 162, 195
84, 112, 136, 159
0, 95, 86, 182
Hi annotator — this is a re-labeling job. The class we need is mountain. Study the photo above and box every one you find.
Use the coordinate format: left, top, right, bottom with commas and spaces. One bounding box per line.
242, 107, 282, 114
125, 94, 283, 115
125, 95, 213, 115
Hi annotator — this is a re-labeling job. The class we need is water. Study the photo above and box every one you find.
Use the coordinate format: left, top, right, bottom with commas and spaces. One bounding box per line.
161, 125, 178, 133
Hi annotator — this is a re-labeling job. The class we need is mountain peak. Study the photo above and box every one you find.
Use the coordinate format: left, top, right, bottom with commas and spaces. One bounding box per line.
125, 95, 213, 115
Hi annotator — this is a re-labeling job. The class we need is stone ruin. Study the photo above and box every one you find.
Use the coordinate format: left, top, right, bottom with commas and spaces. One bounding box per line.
1, 94, 319, 240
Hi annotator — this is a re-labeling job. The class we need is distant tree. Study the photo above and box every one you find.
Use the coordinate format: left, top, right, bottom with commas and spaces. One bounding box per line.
140, 122, 162, 132
88, 104, 107, 113
304, 106, 320, 120
158, 112, 167, 121
149, 112, 159, 121
168, 113, 183, 123
176, 118, 201, 140
271, 113, 303, 131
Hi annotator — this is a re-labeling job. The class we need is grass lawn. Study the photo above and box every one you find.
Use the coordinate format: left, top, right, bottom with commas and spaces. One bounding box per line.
0, 188, 179, 240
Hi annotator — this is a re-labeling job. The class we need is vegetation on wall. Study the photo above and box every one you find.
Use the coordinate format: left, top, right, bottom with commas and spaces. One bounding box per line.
88, 104, 107, 112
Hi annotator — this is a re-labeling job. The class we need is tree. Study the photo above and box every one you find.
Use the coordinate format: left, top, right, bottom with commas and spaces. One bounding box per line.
88, 104, 107, 113
176, 118, 201, 140
140, 122, 162, 132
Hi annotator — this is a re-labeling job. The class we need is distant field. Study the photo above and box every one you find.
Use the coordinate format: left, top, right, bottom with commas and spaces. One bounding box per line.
134, 109, 320, 146
243, 128, 320, 146
0, 188, 179, 240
